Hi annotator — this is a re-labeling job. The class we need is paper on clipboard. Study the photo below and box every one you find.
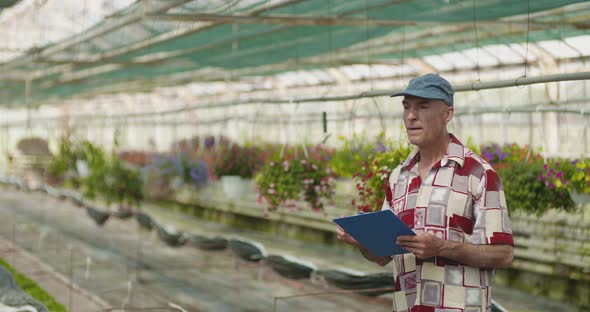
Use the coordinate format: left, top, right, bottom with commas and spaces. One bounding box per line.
333, 209, 415, 256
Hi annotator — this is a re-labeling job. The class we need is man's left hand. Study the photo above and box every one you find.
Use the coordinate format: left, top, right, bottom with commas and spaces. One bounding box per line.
396, 233, 445, 259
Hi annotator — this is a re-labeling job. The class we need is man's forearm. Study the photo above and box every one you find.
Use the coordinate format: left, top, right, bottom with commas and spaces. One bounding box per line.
438, 241, 513, 268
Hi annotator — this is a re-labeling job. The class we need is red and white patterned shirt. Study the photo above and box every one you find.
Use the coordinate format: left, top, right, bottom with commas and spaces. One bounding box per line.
382, 134, 514, 312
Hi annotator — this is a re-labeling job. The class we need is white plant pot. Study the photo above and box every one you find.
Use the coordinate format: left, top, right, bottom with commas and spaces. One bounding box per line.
221, 175, 252, 199
570, 190, 590, 205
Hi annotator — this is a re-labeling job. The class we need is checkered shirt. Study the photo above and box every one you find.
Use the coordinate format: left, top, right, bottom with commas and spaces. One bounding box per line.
382, 134, 514, 312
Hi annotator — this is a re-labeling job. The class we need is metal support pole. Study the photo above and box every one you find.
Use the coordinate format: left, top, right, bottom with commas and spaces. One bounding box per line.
42, 71, 590, 121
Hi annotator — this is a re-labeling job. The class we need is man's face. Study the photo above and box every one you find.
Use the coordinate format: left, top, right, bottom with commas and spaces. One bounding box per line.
402, 95, 453, 147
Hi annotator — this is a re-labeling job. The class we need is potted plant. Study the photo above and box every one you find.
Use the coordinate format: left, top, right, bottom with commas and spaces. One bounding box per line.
329, 132, 389, 194
500, 157, 575, 215
105, 156, 144, 210
47, 135, 80, 187
142, 154, 208, 200
214, 143, 263, 199
352, 144, 412, 212
255, 156, 335, 213
141, 155, 176, 200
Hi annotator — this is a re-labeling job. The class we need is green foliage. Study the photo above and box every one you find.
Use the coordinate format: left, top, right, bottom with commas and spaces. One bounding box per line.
0, 258, 67, 312
47, 136, 73, 177
258, 143, 333, 164
48, 134, 81, 187
570, 159, 590, 194
498, 159, 576, 216
465, 137, 480, 155
49, 134, 143, 207
78, 141, 108, 200
328, 132, 389, 178
213, 143, 264, 178
255, 157, 335, 212
352, 143, 413, 212
104, 155, 144, 207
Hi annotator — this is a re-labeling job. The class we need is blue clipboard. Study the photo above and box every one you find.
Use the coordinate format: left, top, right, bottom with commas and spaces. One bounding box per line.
333, 209, 415, 256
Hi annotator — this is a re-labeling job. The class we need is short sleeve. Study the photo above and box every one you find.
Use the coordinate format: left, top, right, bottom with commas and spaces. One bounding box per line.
470, 169, 514, 246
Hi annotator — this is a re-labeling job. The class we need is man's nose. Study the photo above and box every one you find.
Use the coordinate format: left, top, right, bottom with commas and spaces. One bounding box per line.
405, 107, 418, 120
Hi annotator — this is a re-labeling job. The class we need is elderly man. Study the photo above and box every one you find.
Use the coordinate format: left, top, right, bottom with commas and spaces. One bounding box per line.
336, 73, 514, 312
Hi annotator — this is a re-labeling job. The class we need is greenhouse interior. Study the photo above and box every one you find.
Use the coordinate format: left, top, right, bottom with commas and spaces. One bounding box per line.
0, 0, 589, 311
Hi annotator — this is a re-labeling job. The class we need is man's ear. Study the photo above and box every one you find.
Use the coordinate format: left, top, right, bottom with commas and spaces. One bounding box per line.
445, 106, 454, 124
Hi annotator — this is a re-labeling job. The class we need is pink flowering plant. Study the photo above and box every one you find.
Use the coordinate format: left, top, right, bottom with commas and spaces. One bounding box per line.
255, 157, 335, 212
500, 158, 575, 215
352, 144, 412, 212
542, 158, 590, 195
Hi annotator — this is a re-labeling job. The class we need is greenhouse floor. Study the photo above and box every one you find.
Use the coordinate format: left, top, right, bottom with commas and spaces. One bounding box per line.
0, 188, 580, 312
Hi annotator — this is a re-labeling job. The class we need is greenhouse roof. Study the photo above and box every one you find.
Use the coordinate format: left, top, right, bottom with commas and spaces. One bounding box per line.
1, 0, 590, 106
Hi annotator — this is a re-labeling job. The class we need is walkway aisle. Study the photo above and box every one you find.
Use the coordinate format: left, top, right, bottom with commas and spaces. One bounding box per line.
0, 188, 392, 312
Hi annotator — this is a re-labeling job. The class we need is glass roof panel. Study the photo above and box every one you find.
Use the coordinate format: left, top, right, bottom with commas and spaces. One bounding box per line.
508, 43, 538, 62
441, 51, 476, 69
423, 55, 454, 71
537, 40, 582, 58
461, 48, 500, 67
482, 45, 524, 64
564, 35, 590, 56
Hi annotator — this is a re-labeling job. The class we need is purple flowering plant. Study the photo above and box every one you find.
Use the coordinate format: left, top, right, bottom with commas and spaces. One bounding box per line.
143, 154, 209, 190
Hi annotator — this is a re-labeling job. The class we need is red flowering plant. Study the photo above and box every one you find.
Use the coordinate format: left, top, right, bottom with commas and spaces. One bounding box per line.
213, 143, 264, 179
255, 149, 336, 213
352, 143, 412, 212
118, 150, 154, 167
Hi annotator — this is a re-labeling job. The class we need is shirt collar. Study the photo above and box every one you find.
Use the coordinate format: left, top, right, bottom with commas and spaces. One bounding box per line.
401, 134, 465, 171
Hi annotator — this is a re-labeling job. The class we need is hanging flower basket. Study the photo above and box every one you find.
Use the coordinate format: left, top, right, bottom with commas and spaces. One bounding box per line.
255, 158, 335, 212
214, 143, 263, 200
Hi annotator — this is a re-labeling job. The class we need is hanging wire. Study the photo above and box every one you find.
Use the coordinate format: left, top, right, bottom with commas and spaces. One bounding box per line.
319, 0, 334, 99
527, 85, 534, 147
399, 4, 406, 85
291, 103, 309, 159
278, 102, 287, 159
348, 98, 358, 140
537, 105, 548, 163
584, 111, 588, 156
472, 0, 481, 82
371, 97, 386, 134
523, 0, 531, 78
364, 0, 372, 90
